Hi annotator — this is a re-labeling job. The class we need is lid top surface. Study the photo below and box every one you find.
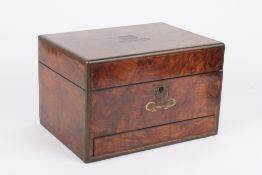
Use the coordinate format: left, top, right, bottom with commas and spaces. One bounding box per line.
40, 22, 222, 61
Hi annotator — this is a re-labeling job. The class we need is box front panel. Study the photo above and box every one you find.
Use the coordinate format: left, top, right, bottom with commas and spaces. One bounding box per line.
88, 71, 222, 160
91, 72, 222, 138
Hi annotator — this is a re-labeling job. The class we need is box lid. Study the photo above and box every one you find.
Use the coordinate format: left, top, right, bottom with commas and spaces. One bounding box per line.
39, 22, 222, 62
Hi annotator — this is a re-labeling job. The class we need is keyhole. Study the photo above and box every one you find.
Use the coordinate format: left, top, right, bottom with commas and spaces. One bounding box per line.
155, 85, 168, 99
158, 86, 164, 94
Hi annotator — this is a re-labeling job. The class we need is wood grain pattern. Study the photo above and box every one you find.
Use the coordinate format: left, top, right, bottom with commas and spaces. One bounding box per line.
39, 63, 86, 160
39, 23, 222, 61
38, 23, 225, 162
38, 37, 87, 89
94, 116, 217, 157
90, 46, 224, 89
91, 72, 222, 137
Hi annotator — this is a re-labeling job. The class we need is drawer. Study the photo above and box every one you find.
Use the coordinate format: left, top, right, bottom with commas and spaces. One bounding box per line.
91, 72, 222, 137
94, 116, 217, 157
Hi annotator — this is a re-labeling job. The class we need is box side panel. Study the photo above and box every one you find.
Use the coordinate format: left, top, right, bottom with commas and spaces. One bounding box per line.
216, 71, 223, 134
38, 36, 87, 90
39, 63, 86, 161
90, 46, 224, 90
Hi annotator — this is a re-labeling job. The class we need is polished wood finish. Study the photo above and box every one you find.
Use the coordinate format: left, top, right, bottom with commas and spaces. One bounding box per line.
90, 46, 224, 89
38, 23, 225, 162
39, 63, 86, 160
91, 72, 222, 137
38, 37, 87, 89
39, 23, 221, 61
94, 116, 217, 157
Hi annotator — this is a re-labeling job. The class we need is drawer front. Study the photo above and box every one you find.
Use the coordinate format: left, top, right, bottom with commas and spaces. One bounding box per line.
91, 72, 222, 137
94, 116, 217, 157
90, 46, 224, 90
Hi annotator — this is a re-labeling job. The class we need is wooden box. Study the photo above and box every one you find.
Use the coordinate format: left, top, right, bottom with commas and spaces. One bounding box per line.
38, 22, 225, 162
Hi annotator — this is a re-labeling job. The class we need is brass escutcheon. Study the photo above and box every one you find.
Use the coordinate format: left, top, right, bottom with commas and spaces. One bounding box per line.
145, 98, 176, 112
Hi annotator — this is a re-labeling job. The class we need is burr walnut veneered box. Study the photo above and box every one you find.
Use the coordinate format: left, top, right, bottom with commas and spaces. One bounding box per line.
38, 22, 225, 162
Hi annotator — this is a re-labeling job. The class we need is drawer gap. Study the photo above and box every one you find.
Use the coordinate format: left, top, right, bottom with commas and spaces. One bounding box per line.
93, 115, 217, 157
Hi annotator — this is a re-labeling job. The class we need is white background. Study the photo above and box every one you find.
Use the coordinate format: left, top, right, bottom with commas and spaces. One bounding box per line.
0, 0, 261, 174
